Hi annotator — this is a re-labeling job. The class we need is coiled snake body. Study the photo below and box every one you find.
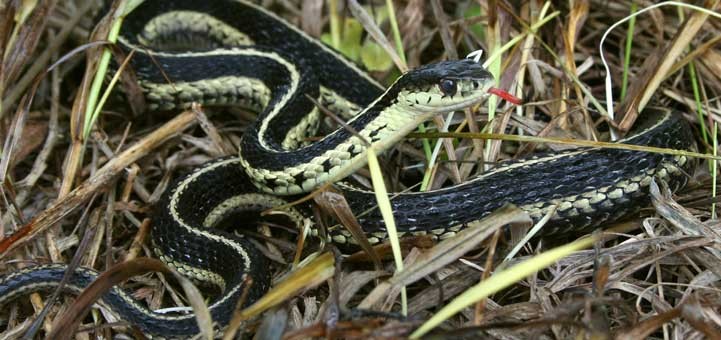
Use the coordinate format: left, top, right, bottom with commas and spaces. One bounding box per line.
0, 0, 696, 337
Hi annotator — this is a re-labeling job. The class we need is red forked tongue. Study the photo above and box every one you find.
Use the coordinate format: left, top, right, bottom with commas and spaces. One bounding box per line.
488, 87, 523, 105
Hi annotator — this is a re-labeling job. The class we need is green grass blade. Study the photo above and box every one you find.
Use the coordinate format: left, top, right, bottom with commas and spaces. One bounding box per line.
620, 2, 637, 100
621, 2, 638, 100
83, 0, 145, 138
367, 147, 407, 315
410, 235, 598, 338
687, 61, 708, 144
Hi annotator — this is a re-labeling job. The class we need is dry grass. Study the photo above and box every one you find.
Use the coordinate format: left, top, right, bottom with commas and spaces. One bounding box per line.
1, 0, 720, 339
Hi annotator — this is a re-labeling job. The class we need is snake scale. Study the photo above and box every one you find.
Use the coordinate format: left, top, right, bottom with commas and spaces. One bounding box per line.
0, 0, 697, 337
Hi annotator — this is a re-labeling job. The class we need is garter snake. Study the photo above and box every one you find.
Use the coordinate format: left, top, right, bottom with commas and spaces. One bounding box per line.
0, 0, 697, 338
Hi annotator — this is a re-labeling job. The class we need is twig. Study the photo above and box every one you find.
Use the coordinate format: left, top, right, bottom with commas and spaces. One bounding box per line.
0, 111, 197, 258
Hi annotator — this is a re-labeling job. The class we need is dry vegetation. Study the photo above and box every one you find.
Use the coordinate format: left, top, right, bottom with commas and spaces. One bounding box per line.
0, 0, 720, 339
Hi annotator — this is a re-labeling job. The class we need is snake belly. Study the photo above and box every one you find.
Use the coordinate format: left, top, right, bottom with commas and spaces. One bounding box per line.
0, 0, 697, 338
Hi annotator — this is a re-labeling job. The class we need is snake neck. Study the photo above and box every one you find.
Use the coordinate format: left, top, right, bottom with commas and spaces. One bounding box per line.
238, 90, 433, 195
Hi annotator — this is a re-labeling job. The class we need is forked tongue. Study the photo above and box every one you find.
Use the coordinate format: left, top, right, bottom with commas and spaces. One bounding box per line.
488, 88, 523, 105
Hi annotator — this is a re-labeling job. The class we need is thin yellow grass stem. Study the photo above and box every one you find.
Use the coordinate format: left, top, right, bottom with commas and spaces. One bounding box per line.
367, 147, 407, 315
481, 11, 558, 69
329, 0, 341, 49
515, 2, 553, 128
420, 111, 454, 191
407, 131, 721, 162
500, 205, 558, 269
384, 0, 432, 186
480, 5, 557, 169
384, 0, 406, 65
483, 4, 501, 171
713, 122, 718, 217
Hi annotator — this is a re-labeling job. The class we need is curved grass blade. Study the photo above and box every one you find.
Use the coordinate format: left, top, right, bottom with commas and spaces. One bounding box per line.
410, 235, 599, 338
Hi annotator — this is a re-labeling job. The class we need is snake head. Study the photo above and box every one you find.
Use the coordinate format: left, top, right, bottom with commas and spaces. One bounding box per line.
390, 59, 495, 114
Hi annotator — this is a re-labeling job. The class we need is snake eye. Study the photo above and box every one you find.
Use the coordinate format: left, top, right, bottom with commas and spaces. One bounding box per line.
438, 78, 457, 97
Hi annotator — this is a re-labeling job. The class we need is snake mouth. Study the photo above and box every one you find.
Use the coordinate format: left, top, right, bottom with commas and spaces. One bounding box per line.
420, 93, 490, 113
410, 78, 495, 113
412, 84, 522, 114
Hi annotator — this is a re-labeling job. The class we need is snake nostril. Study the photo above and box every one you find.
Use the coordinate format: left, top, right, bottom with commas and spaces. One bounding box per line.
472, 81, 479, 89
